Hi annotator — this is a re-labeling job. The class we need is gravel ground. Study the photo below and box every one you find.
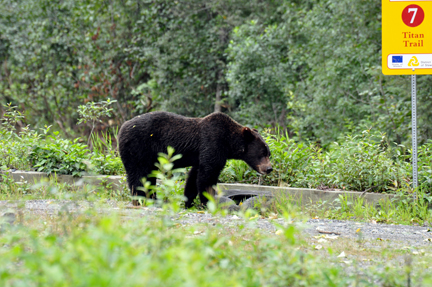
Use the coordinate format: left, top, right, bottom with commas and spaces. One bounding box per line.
306, 218, 432, 247
1, 199, 432, 247
3, 199, 432, 284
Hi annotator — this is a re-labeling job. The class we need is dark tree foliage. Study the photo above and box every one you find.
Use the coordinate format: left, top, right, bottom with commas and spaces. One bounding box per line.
0, 0, 283, 134
128, 0, 284, 116
227, 0, 432, 146
0, 0, 148, 134
0, 0, 431, 146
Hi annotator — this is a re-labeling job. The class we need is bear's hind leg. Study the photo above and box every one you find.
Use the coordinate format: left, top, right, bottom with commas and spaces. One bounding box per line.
127, 169, 157, 206
184, 166, 198, 208
196, 163, 225, 207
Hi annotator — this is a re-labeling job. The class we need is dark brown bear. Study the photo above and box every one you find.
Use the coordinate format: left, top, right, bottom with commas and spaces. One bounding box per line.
118, 112, 272, 208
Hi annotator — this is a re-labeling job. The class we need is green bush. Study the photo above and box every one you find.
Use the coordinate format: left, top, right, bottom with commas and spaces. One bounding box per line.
1, 104, 124, 176
29, 129, 89, 177
88, 130, 125, 176
221, 129, 409, 193
0, 103, 425, 194
0, 127, 39, 171
220, 129, 315, 187
265, 130, 315, 187
0, 104, 40, 171
29, 128, 126, 177
308, 130, 406, 192
89, 153, 124, 176
0, 214, 348, 286
416, 140, 432, 191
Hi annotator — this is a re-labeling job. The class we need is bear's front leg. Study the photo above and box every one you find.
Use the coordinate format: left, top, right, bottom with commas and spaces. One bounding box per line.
184, 166, 198, 208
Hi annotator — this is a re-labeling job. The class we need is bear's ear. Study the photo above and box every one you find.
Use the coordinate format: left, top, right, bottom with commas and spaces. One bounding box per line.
242, 127, 255, 142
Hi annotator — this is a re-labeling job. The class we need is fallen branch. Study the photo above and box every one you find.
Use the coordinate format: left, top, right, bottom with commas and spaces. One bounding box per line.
316, 228, 341, 235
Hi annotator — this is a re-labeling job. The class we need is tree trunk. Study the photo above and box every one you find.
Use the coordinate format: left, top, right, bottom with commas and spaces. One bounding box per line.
214, 71, 222, 113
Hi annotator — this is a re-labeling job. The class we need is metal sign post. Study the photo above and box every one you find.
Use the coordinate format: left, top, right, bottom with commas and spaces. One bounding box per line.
382, 0, 432, 194
411, 74, 418, 195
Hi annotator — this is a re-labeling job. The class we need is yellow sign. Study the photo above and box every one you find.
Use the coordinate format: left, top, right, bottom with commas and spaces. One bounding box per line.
382, 0, 432, 75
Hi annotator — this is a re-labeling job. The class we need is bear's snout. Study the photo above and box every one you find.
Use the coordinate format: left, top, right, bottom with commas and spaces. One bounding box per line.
256, 157, 272, 175
257, 164, 273, 175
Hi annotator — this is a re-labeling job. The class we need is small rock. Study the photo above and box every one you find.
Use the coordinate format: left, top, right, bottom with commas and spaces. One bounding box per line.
337, 251, 346, 258
2, 212, 16, 225
216, 196, 235, 206
241, 195, 275, 213
324, 235, 339, 240
226, 205, 240, 212
215, 196, 240, 212
0, 212, 16, 232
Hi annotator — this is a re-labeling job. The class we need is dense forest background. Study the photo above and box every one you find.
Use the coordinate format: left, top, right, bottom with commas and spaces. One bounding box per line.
0, 0, 431, 147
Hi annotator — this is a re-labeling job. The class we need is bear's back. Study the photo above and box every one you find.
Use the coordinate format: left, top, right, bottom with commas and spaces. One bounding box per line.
118, 112, 201, 159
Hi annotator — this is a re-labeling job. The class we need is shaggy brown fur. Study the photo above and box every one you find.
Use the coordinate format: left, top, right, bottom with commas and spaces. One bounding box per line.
118, 112, 272, 208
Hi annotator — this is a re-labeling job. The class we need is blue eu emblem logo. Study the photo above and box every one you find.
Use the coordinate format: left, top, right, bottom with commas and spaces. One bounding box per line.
392, 56, 403, 63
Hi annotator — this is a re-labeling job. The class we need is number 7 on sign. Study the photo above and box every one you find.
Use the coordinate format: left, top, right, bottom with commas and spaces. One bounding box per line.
408, 8, 417, 23
402, 5, 424, 27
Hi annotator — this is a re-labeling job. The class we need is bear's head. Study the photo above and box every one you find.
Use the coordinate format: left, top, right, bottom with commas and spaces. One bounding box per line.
241, 127, 273, 175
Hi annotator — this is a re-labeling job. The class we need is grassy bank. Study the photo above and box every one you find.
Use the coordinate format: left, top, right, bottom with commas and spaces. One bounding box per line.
1, 145, 432, 286
1, 204, 432, 286
2, 104, 432, 196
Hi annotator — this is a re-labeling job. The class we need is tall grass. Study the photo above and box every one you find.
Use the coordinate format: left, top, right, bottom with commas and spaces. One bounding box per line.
2, 104, 432, 196
303, 189, 432, 225
221, 128, 432, 195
